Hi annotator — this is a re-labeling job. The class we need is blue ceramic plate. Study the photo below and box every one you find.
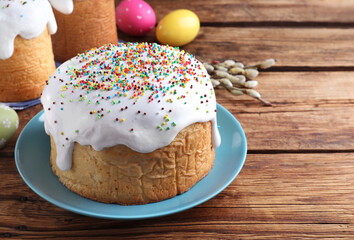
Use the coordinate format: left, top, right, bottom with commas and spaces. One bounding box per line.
15, 103, 247, 219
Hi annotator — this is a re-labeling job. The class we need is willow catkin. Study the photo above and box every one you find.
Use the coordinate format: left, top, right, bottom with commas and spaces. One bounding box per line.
245, 58, 276, 69
230, 67, 245, 75
204, 63, 214, 73
229, 75, 246, 84
242, 80, 258, 88
234, 62, 244, 68
245, 89, 261, 99
244, 68, 259, 79
211, 79, 220, 87
259, 58, 276, 69
230, 89, 243, 96
222, 60, 237, 68
218, 78, 233, 87
214, 65, 228, 71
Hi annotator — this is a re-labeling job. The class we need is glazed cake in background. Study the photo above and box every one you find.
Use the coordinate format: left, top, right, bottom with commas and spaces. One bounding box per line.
51, 0, 118, 62
41, 42, 221, 205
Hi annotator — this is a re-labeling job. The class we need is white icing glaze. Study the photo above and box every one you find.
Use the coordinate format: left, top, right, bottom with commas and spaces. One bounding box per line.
0, 0, 57, 60
49, 0, 73, 14
41, 43, 221, 171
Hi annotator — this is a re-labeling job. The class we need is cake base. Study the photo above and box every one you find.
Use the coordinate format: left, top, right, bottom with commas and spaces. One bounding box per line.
50, 122, 215, 205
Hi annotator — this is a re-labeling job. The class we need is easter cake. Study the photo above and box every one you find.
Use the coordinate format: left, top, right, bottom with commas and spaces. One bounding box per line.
0, 0, 58, 102
51, 0, 118, 62
41, 42, 221, 205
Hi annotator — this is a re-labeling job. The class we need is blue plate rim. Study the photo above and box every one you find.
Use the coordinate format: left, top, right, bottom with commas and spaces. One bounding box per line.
15, 103, 247, 219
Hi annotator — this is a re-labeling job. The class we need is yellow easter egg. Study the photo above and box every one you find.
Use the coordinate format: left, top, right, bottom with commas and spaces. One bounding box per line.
156, 9, 200, 47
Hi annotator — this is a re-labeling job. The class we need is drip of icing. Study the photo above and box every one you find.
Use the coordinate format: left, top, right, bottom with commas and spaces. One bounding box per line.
49, 0, 73, 14
41, 43, 221, 171
0, 0, 57, 60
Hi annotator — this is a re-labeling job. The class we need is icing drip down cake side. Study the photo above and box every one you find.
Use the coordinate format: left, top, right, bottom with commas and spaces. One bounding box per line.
41, 42, 221, 205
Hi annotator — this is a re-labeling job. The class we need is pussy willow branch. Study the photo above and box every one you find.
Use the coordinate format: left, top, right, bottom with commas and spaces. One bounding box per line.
204, 59, 275, 106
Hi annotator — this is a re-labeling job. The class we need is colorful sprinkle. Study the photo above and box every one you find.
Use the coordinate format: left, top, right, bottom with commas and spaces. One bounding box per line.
45, 42, 216, 140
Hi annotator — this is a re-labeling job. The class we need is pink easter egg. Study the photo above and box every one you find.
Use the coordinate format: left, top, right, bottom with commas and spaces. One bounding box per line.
116, 0, 156, 36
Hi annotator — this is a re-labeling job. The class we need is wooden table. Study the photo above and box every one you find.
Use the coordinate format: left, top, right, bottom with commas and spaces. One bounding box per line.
1, 0, 354, 238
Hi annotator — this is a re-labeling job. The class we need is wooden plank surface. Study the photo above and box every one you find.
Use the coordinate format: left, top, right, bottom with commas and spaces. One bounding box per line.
0, 224, 353, 239
123, 0, 354, 23
120, 28, 354, 67
0, 153, 353, 238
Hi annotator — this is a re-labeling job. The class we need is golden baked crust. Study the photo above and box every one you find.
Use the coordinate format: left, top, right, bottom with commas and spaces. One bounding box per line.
50, 121, 215, 205
0, 28, 56, 102
52, 0, 118, 62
